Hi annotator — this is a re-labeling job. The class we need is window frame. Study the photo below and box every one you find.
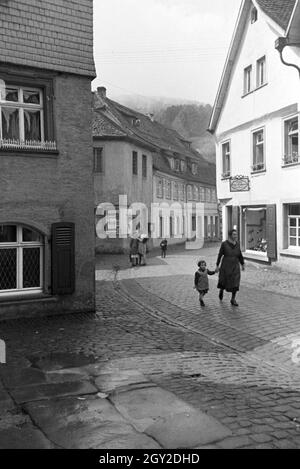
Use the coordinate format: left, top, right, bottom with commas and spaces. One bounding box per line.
221, 140, 231, 178
256, 56, 266, 88
156, 177, 163, 198
252, 127, 266, 173
0, 224, 44, 295
244, 65, 252, 95
132, 151, 138, 176
0, 70, 56, 152
93, 147, 104, 173
283, 115, 299, 166
288, 208, 300, 249
142, 154, 147, 178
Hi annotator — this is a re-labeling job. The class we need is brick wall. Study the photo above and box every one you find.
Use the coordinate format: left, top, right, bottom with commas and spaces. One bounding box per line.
0, 0, 95, 77
0, 71, 96, 319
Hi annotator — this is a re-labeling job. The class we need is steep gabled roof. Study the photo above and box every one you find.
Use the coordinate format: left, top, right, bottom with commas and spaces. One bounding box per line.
256, 0, 296, 30
93, 90, 216, 185
208, 0, 297, 133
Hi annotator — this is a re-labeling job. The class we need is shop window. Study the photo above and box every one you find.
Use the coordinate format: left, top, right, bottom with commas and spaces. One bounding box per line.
0, 224, 43, 294
288, 204, 300, 248
252, 129, 265, 172
283, 117, 299, 165
222, 141, 231, 178
244, 208, 267, 253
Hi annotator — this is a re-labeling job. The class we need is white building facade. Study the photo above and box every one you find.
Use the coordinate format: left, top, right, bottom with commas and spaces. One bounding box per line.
209, 0, 300, 272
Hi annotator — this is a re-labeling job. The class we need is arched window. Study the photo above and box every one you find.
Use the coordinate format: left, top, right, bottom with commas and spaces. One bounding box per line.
0, 225, 43, 294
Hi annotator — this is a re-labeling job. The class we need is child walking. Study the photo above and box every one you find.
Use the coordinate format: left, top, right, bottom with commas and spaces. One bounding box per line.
194, 260, 216, 307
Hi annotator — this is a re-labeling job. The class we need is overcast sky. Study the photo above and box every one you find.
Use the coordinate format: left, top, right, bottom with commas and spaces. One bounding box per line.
93, 0, 241, 104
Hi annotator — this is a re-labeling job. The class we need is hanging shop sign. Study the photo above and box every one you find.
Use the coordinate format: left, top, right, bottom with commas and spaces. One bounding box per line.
230, 175, 250, 192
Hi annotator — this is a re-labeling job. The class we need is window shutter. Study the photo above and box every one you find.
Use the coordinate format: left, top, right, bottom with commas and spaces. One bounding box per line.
266, 205, 277, 260
232, 206, 240, 233
51, 223, 75, 295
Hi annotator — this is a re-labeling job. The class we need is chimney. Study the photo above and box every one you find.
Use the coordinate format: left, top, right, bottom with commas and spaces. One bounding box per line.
97, 86, 107, 98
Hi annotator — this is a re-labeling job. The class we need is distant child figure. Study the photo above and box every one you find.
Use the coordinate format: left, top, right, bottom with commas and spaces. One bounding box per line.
194, 260, 216, 307
160, 238, 168, 258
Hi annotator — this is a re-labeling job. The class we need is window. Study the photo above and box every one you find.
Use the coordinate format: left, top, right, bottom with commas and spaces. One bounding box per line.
165, 179, 171, 199
257, 56, 266, 87
222, 141, 231, 178
187, 185, 193, 201
191, 163, 198, 175
193, 185, 199, 201
168, 157, 175, 170
132, 151, 138, 175
156, 178, 163, 198
175, 159, 180, 172
244, 66, 252, 94
93, 147, 103, 173
173, 182, 179, 200
283, 116, 299, 165
205, 188, 210, 202
180, 160, 186, 172
179, 183, 184, 201
142, 154, 147, 178
251, 7, 258, 23
0, 225, 43, 294
288, 204, 300, 248
0, 85, 48, 147
252, 129, 265, 172
200, 187, 205, 202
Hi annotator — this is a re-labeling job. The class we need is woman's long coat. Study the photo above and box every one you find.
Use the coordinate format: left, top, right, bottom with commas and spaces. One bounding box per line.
217, 241, 244, 292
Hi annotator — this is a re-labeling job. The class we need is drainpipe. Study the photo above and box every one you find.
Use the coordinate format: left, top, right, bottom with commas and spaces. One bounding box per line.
275, 37, 300, 78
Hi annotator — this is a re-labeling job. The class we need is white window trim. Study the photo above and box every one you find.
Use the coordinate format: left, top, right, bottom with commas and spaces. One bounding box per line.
256, 56, 267, 89
282, 114, 299, 166
221, 140, 231, 178
251, 127, 266, 172
243, 65, 252, 95
0, 86, 45, 143
0, 225, 43, 295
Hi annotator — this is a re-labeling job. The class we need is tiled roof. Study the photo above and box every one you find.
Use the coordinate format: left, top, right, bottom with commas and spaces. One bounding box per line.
92, 91, 216, 185
0, 0, 95, 77
256, 0, 296, 30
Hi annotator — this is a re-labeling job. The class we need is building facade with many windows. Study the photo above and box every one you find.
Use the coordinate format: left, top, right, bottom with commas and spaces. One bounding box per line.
209, 0, 300, 272
0, 0, 96, 319
93, 87, 218, 252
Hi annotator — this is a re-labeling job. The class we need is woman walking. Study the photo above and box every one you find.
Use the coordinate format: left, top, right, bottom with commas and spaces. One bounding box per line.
216, 229, 245, 307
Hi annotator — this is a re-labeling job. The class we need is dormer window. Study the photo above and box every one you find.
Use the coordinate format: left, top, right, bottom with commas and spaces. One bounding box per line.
191, 163, 198, 175
132, 118, 140, 127
251, 7, 258, 24
168, 157, 175, 170
175, 159, 180, 171
180, 160, 186, 172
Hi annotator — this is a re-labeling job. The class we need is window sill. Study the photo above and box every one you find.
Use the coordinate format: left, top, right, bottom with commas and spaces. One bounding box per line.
282, 162, 300, 168
0, 293, 58, 306
251, 169, 266, 176
241, 82, 268, 98
280, 249, 300, 259
0, 148, 59, 158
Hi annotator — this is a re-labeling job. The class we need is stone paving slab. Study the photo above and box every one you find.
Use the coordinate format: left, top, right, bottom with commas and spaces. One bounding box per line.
0, 365, 46, 389
0, 423, 53, 449
110, 387, 231, 447
24, 395, 161, 449
0, 388, 15, 413
10, 380, 97, 404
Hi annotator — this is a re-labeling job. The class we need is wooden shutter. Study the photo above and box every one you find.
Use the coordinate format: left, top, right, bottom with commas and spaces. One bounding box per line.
266, 204, 277, 260
51, 223, 75, 295
232, 206, 240, 233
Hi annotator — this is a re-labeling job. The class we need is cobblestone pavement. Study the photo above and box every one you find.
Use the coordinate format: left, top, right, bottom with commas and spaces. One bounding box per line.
1, 244, 300, 448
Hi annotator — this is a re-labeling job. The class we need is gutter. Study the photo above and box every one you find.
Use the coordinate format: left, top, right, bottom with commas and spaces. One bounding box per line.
275, 37, 300, 78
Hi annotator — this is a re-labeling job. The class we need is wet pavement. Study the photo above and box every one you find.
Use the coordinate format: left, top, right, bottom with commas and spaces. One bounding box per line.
1, 243, 300, 448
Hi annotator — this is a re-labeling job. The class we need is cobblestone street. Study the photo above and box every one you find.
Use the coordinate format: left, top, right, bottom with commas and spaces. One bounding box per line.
1, 244, 300, 448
